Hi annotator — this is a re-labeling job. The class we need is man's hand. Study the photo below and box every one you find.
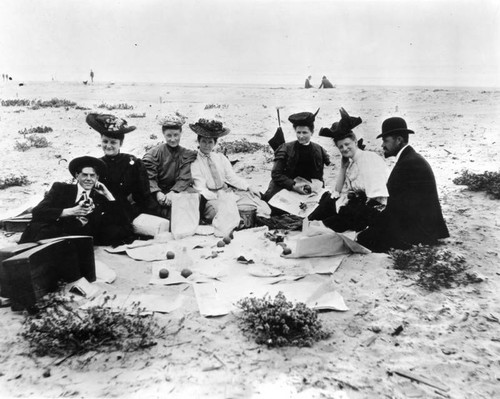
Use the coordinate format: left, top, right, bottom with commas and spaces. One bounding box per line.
61, 203, 93, 218
292, 183, 309, 195
94, 181, 115, 201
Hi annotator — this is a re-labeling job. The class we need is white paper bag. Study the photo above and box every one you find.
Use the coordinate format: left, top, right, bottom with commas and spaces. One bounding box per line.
170, 193, 200, 239
212, 191, 240, 237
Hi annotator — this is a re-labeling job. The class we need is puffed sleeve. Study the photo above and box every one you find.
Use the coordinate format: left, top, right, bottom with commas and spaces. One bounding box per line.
170, 148, 197, 193
361, 151, 389, 200
131, 157, 151, 205
142, 146, 162, 194
220, 153, 249, 191
270, 144, 295, 191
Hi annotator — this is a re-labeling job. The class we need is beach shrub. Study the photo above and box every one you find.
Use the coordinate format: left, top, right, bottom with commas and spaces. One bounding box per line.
217, 138, 270, 155
127, 112, 146, 118
149, 134, 158, 140
204, 104, 228, 110
0, 174, 30, 189
453, 169, 500, 199
75, 105, 91, 110
98, 103, 134, 110
389, 245, 481, 291
18, 126, 53, 136
31, 98, 77, 109
14, 134, 51, 151
237, 292, 330, 348
22, 291, 166, 357
1, 99, 31, 106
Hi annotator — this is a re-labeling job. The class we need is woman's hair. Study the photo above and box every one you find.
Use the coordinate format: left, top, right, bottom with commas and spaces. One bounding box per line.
102, 133, 124, 145
162, 126, 182, 133
197, 135, 217, 144
293, 123, 314, 132
333, 131, 357, 145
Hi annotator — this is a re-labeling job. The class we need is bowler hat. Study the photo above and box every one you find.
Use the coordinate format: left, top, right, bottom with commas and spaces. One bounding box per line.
376, 117, 414, 139
319, 107, 362, 140
189, 119, 230, 138
86, 113, 136, 138
69, 156, 107, 177
288, 108, 320, 127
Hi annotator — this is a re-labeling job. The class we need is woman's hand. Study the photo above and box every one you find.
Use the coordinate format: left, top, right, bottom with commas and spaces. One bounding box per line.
248, 186, 261, 197
156, 191, 173, 207
292, 183, 308, 195
94, 181, 115, 201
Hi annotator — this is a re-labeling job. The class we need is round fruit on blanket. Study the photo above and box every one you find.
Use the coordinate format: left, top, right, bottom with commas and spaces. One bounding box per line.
166, 251, 175, 259
159, 268, 170, 279
181, 268, 193, 278
217, 240, 226, 247
282, 247, 292, 255
223, 236, 232, 244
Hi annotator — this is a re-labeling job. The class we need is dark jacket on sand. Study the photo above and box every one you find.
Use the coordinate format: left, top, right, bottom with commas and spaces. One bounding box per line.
20, 182, 133, 246
357, 146, 449, 252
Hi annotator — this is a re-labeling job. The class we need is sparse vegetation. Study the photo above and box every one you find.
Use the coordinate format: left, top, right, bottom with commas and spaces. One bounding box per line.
18, 126, 53, 136
14, 134, 51, 151
30, 98, 78, 109
204, 104, 228, 110
0, 174, 30, 189
127, 112, 146, 118
453, 169, 500, 199
22, 291, 166, 357
1, 99, 32, 106
217, 138, 270, 155
237, 292, 330, 348
389, 244, 482, 291
98, 103, 134, 110
149, 134, 158, 140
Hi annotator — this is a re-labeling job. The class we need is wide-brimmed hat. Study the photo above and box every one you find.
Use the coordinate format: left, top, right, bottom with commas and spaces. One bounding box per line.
189, 119, 230, 138
376, 117, 414, 139
288, 108, 320, 127
319, 108, 362, 140
157, 113, 187, 129
69, 156, 107, 177
86, 113, 136, 138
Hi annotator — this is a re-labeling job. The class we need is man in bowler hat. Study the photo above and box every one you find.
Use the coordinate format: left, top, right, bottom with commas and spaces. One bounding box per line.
20, 156, 134, 246
356, 117, 449, 252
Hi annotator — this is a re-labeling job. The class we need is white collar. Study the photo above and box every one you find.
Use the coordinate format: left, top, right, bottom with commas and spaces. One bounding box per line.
76, 183, 92, 199
394, 144, 409, 164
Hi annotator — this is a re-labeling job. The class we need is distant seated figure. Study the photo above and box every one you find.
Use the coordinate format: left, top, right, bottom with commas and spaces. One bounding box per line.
142, 113, 197, 219
305, 75, 312, 89
263, 109, 330, 202
20, 156, 134, 246
356, 117, 450, 252
190, 119, 270, 223
308, 108, 389, 232
318, 76, 334, 89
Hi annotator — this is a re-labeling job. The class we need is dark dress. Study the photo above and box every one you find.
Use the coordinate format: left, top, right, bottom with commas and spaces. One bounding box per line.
20, 183, 134, 246
263, 141, 330, 201
357, 146, 449, 252
100, 153, 151, 222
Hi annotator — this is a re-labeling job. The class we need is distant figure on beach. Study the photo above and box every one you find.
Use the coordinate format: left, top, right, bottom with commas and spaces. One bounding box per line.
356, 117, 449, 252
2, 74, 4, 82
90, 69, 94, 83
305, 76, 312, 89
318, 76, 334, 89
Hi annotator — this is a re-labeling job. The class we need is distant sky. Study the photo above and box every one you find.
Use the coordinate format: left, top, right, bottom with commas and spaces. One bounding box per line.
1, 0, 499, 87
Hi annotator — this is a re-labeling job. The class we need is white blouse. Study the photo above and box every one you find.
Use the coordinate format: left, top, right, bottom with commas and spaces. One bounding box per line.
191, 151, 249, 201
335, 150, 389, 211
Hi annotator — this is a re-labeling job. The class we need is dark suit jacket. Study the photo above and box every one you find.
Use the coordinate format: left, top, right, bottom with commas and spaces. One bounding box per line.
20, 183, 132, 246
357, 146, 449, 252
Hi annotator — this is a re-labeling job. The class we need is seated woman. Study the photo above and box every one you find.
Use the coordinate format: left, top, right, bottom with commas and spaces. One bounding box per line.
142, 113, 197, 219
308, 108, 389, 232
263, 109, 331, 202
190, 119, 270, 223
20, 156, 133, 246
86, 113, 151, 224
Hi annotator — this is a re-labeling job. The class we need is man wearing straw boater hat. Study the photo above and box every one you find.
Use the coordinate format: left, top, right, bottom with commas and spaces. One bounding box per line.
190, 118, 270, 223
356, 117, 449, 252
142, 113, 197, 219
20, 156, 133, 246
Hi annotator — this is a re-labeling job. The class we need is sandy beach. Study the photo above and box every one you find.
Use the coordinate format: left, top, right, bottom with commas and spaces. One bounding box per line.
0, 81, 499, 398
